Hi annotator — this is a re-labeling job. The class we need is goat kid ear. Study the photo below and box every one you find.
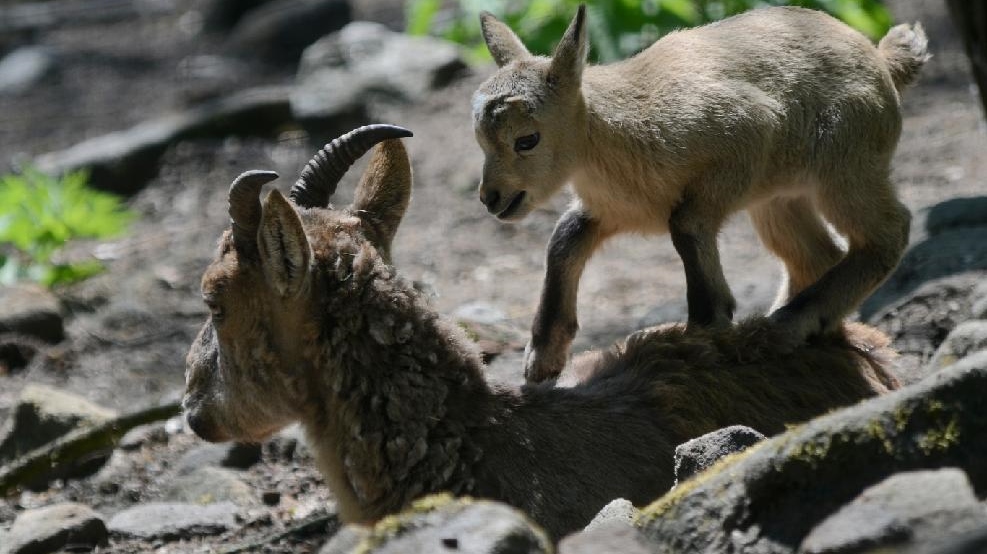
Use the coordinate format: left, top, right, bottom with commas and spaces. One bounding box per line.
480, 11, 530, 67
351, 139, 412, 264
258, 190, 312, 298
548, 4, 588, 88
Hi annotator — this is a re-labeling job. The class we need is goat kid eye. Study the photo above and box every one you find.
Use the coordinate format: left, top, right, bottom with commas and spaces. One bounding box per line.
514, 132, 540, 152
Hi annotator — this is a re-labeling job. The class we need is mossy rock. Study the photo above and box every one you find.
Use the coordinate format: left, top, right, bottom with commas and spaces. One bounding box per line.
636, 351, 987, 553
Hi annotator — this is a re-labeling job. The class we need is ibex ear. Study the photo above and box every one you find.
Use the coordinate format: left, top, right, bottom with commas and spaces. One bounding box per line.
351, 139, 411, 263
548, 4, 588, 88
258, 190, 311, 298
480, 11, 530, 67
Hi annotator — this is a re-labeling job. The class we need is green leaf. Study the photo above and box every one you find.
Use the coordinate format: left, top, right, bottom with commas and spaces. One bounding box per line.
406, 0, 442, 36
0, 166, 134, 287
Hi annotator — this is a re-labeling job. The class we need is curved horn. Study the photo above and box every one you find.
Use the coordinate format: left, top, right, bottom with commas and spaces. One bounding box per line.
229, 170, 279, 256
289, 124, 413, 209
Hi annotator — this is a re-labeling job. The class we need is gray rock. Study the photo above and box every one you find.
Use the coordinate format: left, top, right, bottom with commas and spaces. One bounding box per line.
0, 384, 116, 464
0, 284, 64, 343
225, 0, 351, 64
2, 502, 107, 554
292, 22, 466, 140
861, 227, 987, 320
928, 320, 987, 371
558, 522, 652, 554
583, 498, 640, 532
0, 46, 55, 95
801, 468, 987, 553
162, 466, 257, 506
674, 425, 766, 484
174, 442, 262, 474
636, 351, 987, 554
107, 501, 237, 540
35, 86, 292, 194
298, 21, 466, 99
327, 495, 551, 554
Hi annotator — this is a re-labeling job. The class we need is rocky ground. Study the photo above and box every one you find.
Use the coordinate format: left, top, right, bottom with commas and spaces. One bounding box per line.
1, 0, 987, 552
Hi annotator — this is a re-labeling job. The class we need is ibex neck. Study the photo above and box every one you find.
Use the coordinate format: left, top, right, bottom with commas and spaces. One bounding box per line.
302, 251, 491, 523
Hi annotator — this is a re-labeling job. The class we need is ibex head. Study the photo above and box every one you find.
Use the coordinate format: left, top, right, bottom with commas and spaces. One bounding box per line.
183, 125, 413, 443
471, 5, 588, 221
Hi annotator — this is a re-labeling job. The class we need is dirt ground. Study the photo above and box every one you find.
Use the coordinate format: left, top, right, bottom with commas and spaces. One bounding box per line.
0, 0, 984, 550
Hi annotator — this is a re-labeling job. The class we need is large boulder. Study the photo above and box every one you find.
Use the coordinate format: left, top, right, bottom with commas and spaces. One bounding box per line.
292, 22, 466, 142
35, 86, 292, 194
636, 351, 987, 553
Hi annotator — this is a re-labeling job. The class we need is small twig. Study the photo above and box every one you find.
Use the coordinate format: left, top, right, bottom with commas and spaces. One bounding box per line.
0, 400, 181, 495
219, 511, 339, 554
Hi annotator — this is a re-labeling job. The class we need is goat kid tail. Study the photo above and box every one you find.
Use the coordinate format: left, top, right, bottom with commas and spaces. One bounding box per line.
878, 22, 930, 93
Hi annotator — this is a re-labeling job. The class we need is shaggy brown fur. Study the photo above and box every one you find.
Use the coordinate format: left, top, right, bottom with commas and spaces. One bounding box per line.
184, 136, 899, 540
472, 6, 929, 383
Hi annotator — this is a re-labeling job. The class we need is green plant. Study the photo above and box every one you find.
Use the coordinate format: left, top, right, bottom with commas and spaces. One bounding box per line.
0, 168, 134, 287
406, 0, 892, 63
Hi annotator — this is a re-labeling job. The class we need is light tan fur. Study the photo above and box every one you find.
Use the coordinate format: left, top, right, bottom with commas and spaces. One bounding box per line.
184, 133, 899, 539
472, 6, 929, 382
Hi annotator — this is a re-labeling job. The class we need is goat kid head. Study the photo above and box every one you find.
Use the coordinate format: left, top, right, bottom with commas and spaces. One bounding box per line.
472, 5, 589, 221
183, 124, 413, 443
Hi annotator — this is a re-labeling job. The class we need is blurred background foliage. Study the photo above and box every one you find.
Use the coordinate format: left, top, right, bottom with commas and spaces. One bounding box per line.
407, 0, 892, 63
0, 169, 133, 287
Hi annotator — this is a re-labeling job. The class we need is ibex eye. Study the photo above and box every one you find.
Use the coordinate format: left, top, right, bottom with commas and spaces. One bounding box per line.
203, 297, 224, 322
514, 132, 540, 152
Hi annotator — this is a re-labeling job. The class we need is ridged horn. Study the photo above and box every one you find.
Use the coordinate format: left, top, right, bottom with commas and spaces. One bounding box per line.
229, 170, 279, 256
289, 124, 413, 208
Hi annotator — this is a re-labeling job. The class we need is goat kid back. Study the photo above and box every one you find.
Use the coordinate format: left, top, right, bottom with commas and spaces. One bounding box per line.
183, 124, 899, 540
472, 5, 929, 383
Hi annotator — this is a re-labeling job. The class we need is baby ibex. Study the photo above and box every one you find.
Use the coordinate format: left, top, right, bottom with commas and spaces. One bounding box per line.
473, 6, 929, 382
184, 125, 898, 539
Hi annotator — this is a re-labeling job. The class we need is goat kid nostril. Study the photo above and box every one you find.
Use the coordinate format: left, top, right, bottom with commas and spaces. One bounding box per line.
482, 190, 501, 210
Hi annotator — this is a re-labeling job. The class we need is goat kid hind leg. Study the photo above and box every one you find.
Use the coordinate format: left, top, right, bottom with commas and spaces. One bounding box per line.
771, 178, 911, 347
748, 197, 844, 311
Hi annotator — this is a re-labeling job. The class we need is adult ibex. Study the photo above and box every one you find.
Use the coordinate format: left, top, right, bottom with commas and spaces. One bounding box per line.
183, 125, 898, 539
472, 6, 928, 382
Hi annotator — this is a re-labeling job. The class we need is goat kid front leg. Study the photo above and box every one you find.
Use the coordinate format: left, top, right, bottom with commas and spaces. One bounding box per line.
525, 208, 610, 383
668, 198, 735, 329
